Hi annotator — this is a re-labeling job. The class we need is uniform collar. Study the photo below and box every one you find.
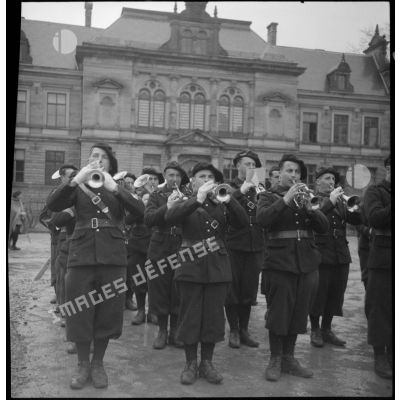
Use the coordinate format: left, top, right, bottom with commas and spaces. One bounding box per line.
273, 185, 288, 196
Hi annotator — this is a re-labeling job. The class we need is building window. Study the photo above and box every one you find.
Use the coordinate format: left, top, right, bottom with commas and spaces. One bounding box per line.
178, 92, 191, 130
302, 112, 318, 143
333, 114, 349, 145
305, 164, 317, 189
17, 90, 27, 124
232, 96, 244, 133
153, 90, 165, 128
333, 165, 347, 187
99, 94, 116, 127
222, 158, 238, 182
218, 96, 230, 132
14, 149, 25, 182
193, 93, 205, 130
363, 116, 379, 147
47, 92, 66, 127
138, 89, 151, 127
45, 151, 65, 185
143, 154, 161, 170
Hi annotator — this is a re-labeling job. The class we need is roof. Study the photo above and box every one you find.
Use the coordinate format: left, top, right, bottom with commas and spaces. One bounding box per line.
20, 10, 387, 96
20, 18, 103, 69
261, 45, 386, 96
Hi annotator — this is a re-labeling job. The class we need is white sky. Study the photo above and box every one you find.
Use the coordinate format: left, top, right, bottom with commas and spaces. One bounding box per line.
21, 1, 390, 53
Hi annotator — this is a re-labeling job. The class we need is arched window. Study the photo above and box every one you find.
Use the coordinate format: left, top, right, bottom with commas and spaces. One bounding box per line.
193, 93, 205, 130
232, 96, 244, 132
182, 29, 193, 53
153, 90, 165, 128
218, 95, 230, 132
138, 89, 150, 127
100, 95, 115, 126
179, 92, 191, 129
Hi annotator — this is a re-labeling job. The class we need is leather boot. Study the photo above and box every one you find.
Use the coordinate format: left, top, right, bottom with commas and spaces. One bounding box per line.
265, 355, 282, 382
198, 360, 223, 384
374, 354, 393, 379
131, 308, 146, 325
239, 329, 259, 347
321, 329, 346, 347
125, 297, 137, 311
91, 359, 109, 388
229, 330, 240, 349
67, 342, 77, 354
310, 328, 324, 348
153, 329, 168, 349
281, 355, 313, 378
180, 360, 198, 385
70, 361, 91, 390
50, 295, 57, 304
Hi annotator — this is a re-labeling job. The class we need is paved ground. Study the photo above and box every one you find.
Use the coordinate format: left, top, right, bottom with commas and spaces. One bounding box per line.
9, 233, 393, 397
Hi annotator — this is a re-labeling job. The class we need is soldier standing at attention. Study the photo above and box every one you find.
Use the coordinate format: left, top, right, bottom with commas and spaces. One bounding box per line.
225, 150, 264, 348
364, 155, 392, 379
47, 143, 145, 390
256, 154, 329, 382
144, 162, 190, 349
309, 167, 361, 348
165, 162, 248, 385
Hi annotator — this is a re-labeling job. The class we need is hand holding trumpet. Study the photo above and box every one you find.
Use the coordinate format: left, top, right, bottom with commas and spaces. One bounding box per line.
196, 181, 218, 204
71, 161, 101, 186
329, 186, 344, 205
283, 182, 305, 205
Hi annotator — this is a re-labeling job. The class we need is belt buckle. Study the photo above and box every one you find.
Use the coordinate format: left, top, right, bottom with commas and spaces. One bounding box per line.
333, 229, 337, 239
91, 218, 99, 229
247, 201, 255, 210
210, 220, 219, 230
297, 229, 301, 241
91, 195, 101, 205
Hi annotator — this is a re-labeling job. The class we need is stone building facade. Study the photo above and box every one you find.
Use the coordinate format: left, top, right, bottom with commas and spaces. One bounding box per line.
14, 2, 390, 214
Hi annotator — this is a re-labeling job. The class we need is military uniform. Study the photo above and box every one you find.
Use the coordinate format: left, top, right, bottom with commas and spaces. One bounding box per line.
364, 179, 392, 350
257, 186, 329, 335
225, 176, 264, 347
310, 193, 361, 320
165, 195, 248, 344
47, 182, 144, 342
355, 204, 370, 289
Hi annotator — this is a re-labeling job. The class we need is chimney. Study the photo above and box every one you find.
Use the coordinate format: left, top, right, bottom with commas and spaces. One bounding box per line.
85, 2, 93, 27
267, 22, 278, 46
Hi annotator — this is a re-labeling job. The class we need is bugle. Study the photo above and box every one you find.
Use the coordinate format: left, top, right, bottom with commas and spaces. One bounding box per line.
341, 194, 360, 212
87, 170, 105, 188
213, 183, 232, 203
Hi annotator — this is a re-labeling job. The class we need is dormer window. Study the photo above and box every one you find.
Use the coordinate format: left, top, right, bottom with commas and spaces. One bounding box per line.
326, 54, 353, 93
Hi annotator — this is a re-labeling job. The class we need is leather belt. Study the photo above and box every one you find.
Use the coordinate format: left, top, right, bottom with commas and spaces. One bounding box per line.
374, 228, 391, 237
152, 226, 182, 236
267, 230, 314, 241
75, 218, 118, 230
181, 237, 224, 251
317, 229, 346, 239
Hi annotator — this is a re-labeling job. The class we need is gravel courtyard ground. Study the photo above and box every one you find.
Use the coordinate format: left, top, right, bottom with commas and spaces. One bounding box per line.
9, 233, 393, 397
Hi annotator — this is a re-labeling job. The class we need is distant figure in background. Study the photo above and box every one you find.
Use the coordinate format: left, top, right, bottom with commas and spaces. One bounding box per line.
268, 166, 280, 191
355, 202, 371, 290
9, 191, 26, 250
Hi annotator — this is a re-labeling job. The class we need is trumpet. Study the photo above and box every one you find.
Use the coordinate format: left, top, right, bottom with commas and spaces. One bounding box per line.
87, 170, 105, 188
330, 185, 360, 212
292, 182, 320, 210
173, 182, 188, 200
210, 183, 232, 203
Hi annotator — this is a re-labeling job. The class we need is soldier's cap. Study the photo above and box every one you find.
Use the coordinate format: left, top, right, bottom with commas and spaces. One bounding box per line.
278, 154, 307, 180
163, 162, 190, 185
142, 168, 165, 184
51, 164, 78, 180
124, 172, 137, 181
233, 150, 262, 168
90, 142, 118, 177
191, 162, 224, 183
113, 171, 128, 181
384, 154, 391, 167
315, 167, 340, 183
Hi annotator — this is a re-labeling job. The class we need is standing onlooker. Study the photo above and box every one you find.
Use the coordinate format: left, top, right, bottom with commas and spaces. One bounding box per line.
9, 191, 26, 250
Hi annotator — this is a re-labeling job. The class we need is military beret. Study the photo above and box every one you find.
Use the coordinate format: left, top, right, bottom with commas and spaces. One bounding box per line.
163, 162, 190, 185
315, 167, 340, 183
278, 154, 307, 181
191, 162, 224, 183
142, 167, 165, 184
233, 150, 262, 168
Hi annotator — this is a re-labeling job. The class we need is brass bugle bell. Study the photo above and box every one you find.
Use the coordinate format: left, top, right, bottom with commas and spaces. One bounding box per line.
87, 170, 105, 188
173, 182, 188, 200
341, 194, 360, 212
213, 183, 232, 203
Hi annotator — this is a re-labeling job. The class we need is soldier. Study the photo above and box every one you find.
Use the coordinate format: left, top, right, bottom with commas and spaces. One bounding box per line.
144, 161, 190, 349
126, 172, 162, 325
165, 162, 248, 385
225, 150, 264, 348
268, 166, 280, 191
355, 202, 371, 290
309, 167, 361, 348
39, 165, 78, 305
47, 143, 145, 390
364, 155, 392, 379
256, 154, 329, 382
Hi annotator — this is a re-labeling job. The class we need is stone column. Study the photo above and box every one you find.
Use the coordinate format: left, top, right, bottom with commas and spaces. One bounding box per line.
247, 80, 255, 136
209, 78, 219, 135
169, 74, 179, 131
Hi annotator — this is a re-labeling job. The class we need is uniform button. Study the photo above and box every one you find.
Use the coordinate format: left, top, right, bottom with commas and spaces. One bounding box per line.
296, 221, 299, 224
96, 229, 99, 232
250, 224, 253, 227
206, 221, 209, 224
97, 193, 101, 196
205, 204, 208, 207
97, 210, 100, 214
207, 229, 210, 233
295, 213, 298, 216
